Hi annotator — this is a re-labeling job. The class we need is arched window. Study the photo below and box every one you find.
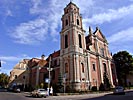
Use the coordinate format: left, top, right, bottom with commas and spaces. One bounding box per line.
65, 34, 68, 48
65, 19, 68, 26
77, 19, 79, 25
78, 34, 82, 48
81, 63, 84, 73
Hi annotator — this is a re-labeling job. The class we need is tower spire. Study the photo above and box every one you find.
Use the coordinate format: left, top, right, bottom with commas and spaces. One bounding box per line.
89, 26, 92, 35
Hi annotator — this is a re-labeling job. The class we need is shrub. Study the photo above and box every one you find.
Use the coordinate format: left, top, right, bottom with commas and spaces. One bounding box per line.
99, 83, 105, 91
91, 86, 97, 91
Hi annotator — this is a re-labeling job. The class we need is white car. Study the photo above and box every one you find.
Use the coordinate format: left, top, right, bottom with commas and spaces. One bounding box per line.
31, 89, 48, 98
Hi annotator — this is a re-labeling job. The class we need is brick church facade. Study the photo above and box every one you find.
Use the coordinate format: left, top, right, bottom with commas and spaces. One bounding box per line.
9, 2, 117, 91
58, 2, 117, 90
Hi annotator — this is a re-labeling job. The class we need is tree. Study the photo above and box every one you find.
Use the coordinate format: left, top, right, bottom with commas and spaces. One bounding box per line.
0, 73, 9, 87
113, 51, 133, 86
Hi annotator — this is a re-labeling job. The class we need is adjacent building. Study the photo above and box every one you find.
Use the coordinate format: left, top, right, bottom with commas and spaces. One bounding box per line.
9, 59, 29, 90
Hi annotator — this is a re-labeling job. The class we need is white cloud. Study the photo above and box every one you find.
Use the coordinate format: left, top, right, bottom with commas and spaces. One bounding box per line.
10, 0, 133, 45
11, 18, 48, 45
0, 55, 31, 62
6, 9, 13, 17
30, 0, 43, 14
0, 68, 11, 75
107, 27, 133, 43
107, 27, 133, 55
1, 60, 6, 65
83, 4, 133, 25
10, 0, 95, 44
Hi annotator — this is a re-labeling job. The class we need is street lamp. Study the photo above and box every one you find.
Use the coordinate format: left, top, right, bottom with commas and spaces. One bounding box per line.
47, 56, 53, 96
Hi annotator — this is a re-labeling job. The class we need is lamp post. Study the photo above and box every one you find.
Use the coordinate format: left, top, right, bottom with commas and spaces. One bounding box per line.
47, 56, 53, 96
0, 60, 1, 73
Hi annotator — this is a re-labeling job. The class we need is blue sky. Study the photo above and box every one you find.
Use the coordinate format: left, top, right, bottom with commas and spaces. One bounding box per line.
0, 0, 133, 75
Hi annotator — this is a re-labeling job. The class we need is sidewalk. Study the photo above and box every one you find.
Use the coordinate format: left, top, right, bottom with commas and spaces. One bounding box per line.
46, 92, 112, 100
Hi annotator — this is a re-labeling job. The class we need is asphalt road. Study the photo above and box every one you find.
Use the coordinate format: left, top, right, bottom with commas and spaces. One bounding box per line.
0, 89, 133, 100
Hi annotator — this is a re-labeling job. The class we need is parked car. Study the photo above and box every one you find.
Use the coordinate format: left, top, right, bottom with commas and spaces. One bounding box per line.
8, 86, 20, 93
13, 87, 21, 93
31, 89, 48, 98
113, 86, 125, 95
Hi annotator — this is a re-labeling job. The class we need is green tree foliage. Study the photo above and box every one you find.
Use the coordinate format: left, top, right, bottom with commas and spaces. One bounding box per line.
113, 51, 133, 86
0, 73, 9, 87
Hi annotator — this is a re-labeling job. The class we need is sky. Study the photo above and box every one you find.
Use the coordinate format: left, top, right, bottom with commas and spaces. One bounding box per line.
0, 0, 133, 75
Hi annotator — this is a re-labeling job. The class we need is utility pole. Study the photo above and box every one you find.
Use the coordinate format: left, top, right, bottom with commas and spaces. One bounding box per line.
47, 56, 53, 96
0, 60, 1, 67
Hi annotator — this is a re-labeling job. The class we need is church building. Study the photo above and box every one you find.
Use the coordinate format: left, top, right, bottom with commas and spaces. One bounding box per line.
14, 2, 117, 91
48, 2, 117, 91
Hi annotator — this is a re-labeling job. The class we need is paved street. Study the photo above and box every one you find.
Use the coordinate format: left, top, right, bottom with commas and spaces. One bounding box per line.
0, 89, 133, 100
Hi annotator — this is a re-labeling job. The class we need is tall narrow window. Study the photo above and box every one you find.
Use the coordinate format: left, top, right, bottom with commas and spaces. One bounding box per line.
81, 63, 84, 73
65, 19, 68, 26
65, 63, 68, 73
77, 19, 79, 25
103, 63, 107, 72
101, 48, 104, 56
65, 35, 68, 48
15, 75, 17, 79
54, 60, 57, 66
78, 34, 82, 48
52, 70, 55, 80
92, 63, 96, 71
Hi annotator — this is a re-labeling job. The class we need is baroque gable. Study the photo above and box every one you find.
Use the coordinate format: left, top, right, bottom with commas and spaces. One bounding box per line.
94, 27, 108, 43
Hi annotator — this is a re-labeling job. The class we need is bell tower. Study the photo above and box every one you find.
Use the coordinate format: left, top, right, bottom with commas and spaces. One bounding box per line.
60, 2, 89, 91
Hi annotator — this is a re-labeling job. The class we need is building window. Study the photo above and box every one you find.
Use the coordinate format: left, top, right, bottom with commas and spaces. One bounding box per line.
101, 48, 104, 56
65, 63, 68, 73
81, 63, 84, 73
52, 70, 55, 80
92, 63, 96, 71
65, 34, 68, 48
103, 63, 107, 72
78, 34, 82, 48
15, 75, 17, 79
23, 76, 25, 79
54, 60, 57, 66
77, 19, 79, 25
65, 19, 68, 26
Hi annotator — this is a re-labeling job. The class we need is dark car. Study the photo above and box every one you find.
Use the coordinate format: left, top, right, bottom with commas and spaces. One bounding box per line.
113, 86, 125, 95
13, 87, 21, 93
8, 86, 20, 93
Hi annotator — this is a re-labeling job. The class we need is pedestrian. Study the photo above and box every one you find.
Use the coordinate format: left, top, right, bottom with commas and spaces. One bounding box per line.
50, 87, 53, 96
47, 88, 50, 96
